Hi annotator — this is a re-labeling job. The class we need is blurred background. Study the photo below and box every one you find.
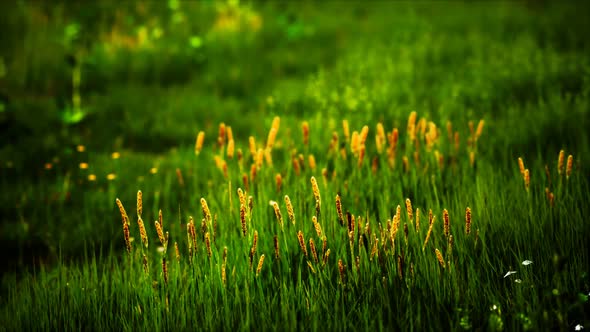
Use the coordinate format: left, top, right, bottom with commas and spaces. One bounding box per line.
0, 0, 589, 273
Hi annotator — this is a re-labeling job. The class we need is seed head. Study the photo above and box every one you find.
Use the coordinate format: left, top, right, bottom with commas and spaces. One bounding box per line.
256, 254, 265, 277
271, 201, 283, 229
273, 235, 280, 260
338, 259, 346, 284
195, 131, 205, 155
205, 232, 212, 258
136, 190, 142, 217
518, 157, 525, 176
227, 139, 235, 159
162, 257, 169, 284
302, 121, 310, 146
557, 150, 565, 176
284, 195, 295, 225
309, 238, 318, 263
465, 207, 472, 235
443, 209, 450, 237
342, 120, 350, 142
297, 230, 308, 257
155, 220, 166, 248
240, 204, 247, 236
336, 194, 344, 225
123, 222, 132, 253
435, 248, 445, 269
116, 198, 129, 226
311, 176, 321, 207
138, 216, 149, 248
566, 155, 573, 179
200, 198, 211, 223
405, 198, 413, 222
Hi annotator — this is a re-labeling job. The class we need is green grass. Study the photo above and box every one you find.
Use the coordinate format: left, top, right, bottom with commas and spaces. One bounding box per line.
1, 1, 589, 331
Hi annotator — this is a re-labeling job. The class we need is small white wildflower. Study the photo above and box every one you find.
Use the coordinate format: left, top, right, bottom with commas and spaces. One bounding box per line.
504, 271, 517, 278
514, 279, 522, 283
575, 324, 583, 331
490, 304, 497, 311
522, 260, 533, 266
157, 246, 165, 253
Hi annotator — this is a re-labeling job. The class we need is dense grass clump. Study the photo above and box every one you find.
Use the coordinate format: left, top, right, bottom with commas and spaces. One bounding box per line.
1, 1, 589, 331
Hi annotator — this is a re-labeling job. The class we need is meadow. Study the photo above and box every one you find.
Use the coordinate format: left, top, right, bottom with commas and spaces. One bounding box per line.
0, 1, 589, 331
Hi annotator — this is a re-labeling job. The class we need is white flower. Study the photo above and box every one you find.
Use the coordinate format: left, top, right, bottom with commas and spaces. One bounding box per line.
575, 324, 583, 331
522, 260, 533, 266
514, 279, 522, 283
504, 271, 517, 278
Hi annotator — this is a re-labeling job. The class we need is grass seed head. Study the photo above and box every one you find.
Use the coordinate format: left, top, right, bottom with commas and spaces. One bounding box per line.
297, 230, 308, 257
302, 121, 310, 146
309, 238, 318, 263
524, 169, 530, 192
227, 139, 235, 159
175, 242, 180, 262
116, 198, 129, 226
323, 248, 331, 267
435, 248, 446, 269
312, 216, 323, 239
405, 198, 413, 222
351, 131, 359, 154
123, 221, 132, 254
275, 173, 282, 192
465, 207, 472, 235
248, 136, 257, 158
475, 119, 485, 140
266, 127, 277, 150
142, 254, 149, 274
205, 232, 212, 258
309, 154, 317, 170
136, 190, 142, 217
311, 176, 321, 207
240, 204, 247, 236
138, 216, 149, 248
566, 155, 573, 179
338, 259, 346, 284
162, 257, 168, 284
155, 220, 166, 248
336, 194, 344, 225
158, 209, 164, 229
423, 216, 435, 251
274, 235, 280, 260
360, 125, 369, 145
237, 188, 246, 207
200, 198, 211, 223
518, 157, 525, 176
342, 120, 350, 142
271, 201, 283, 229
256, 254, 265, 277
218, 122, 226, 148
415, 208, 420, 232
285, 195, 295, 225
557, 149, 565, 176
195, 131, 205, 155
252, 230, 258, 257
443, 209, 450, 237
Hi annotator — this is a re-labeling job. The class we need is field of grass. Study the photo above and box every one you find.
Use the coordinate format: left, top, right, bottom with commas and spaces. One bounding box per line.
1, 1, 589, 331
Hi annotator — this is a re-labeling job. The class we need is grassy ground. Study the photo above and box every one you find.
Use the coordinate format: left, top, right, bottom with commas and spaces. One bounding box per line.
1, 1, 589, 331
